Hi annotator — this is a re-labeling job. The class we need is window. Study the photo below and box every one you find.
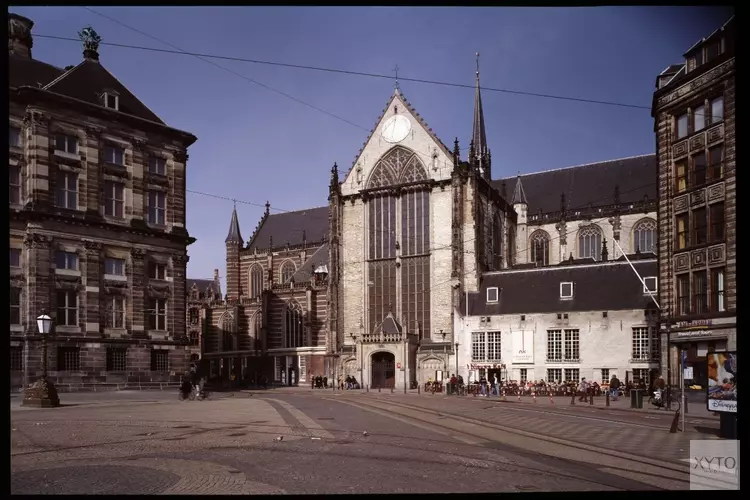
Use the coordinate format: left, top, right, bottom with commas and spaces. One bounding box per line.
56, 290, 78, 326
189, 331, 200, 346
9, 166, 21, 205
148, 262, 166, 280
55, 171, 78, 209
693, 207, 707, 246
676, 113, 688, 139
149, 157, 166, 176
711, 268, 725, 312
249, 265, 263, 299
284, 300, 304, 348
694, 104, 705, 132
601, 369, 610, 384
693, 49, 703, 68
486, 331, 501, 361
560, 282, 573, 299
676, 213, 689, 250
564, 368, 580, 383
486, 287, 499, 303
147, 298, 167, 331
519, 369, 528, 383
675, 160, 688, 193
705, 41, 720, 62
692, 152, 707, 186
280, 261, 295, 284
602, 311, 608, 318
530, 230, 550, 267
577, 225, 601, 261
676, 274, 690, 316
106, 296, 126, 328
11, 288, 21, 325
633, 369, 650, 386
222, 314, 236, 351
693, 271, 708, 314
104, 181, 124, 218
103, 92, 119, 110
710, 202, 725, 242
547, 368, 562, 384
643, 277, 658, 294
632, 327, 650, 360
189, 308, 200, 326
9, 126, 21, 147
105, 258, 125, 276
148, 191, 166, 225
56, 251, 78, 271
492, 213, 503, 270
546, 329, 562, 362
106, 348, 127, 371
710, 96, 724, 123
564, 329, 579, 361
10, 248, 21, 267
105, 145, 124, 166
11, 347, 23, 372
471, 332, 486, 362
55, 134, 77, 154
633, 219, 657, 254
708, 146, 723, 181
650, 329, 661, 361
150, 349, 169, 372
58, 347, 80, 371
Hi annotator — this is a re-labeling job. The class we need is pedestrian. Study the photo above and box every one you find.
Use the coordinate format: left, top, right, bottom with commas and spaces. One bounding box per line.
578, 377, 589, 402
609, 375, 621, 401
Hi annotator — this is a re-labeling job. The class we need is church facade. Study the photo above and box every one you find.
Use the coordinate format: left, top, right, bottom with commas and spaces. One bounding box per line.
200, 66, 660, 388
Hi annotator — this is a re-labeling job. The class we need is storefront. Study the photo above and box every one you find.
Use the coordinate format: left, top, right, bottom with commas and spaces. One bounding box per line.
667, 317, 736, 388
466, 363, 507, 383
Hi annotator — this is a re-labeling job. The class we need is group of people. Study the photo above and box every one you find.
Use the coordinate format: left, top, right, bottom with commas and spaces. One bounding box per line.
310, 374, 328, 389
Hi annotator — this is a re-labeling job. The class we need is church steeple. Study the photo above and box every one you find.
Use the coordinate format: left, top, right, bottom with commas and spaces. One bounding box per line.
511, 174, 528, 205
472, 52, 490, 179
225, 204, 243, 244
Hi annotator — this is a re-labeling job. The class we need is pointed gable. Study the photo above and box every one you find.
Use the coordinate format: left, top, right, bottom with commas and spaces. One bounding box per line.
43, 59, 165, 124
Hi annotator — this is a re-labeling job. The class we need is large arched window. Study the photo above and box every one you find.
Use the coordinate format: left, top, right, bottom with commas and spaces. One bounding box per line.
530, 230, 550, 267
280, 260, 295, 284
221, 313, 236, 352
284, 300, 304, 348
492, 213, 503, 270
249, 265, 263, 298
248, 311, 262, 350
367, 146, 430, 337
578, 225, 602, 261
633, 218, 657, 254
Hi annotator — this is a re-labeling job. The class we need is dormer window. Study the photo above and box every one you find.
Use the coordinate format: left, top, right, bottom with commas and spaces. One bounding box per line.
102, 91, 119, 110
486, 287, 499, 303
560, 282, 574, 299
643, 277, 658, 294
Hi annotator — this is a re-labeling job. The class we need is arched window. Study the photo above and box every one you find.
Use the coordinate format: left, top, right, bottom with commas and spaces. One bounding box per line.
633, 218, 657, 254
280, 260, 295, 284
530, 230, 550, 267
578, 225, 602, 261
221, 313, 236, 352
249, 312, 262, 351
507, 226, 516, 267
284, 300, 304, 348
249, 265, 263, 298
492, 213, 503, 270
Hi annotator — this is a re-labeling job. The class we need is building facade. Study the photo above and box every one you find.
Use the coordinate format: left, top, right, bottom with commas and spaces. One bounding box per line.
9, 15, 197, 390
185, 270, 222, 364
651, 16, 736, 388
201, 62, 659, 388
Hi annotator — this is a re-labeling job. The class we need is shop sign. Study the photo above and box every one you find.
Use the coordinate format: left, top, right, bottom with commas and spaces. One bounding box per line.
676, 330, 718, 339
467, 363, 505, 370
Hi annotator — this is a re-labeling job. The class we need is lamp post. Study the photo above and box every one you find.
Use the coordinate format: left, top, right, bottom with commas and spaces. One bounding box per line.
455, 342, 460, 377
351, 332, 362, 387
22, 313, 60, 408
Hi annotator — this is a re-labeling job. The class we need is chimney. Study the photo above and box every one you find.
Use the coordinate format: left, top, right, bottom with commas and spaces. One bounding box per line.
8, 13, 34, 59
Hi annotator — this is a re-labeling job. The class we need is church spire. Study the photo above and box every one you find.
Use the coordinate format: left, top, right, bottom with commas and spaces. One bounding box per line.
225, 204, 243, 244
472, 52, 488, 163
512, 173, 528, 205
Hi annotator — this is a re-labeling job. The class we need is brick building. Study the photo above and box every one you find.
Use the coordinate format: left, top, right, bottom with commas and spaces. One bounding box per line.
651, 16, 736, 388
203, 62, 659, 388
9, 15, 197, 391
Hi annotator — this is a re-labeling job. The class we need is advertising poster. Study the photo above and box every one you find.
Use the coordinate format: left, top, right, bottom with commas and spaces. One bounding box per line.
706, 351, 737, 413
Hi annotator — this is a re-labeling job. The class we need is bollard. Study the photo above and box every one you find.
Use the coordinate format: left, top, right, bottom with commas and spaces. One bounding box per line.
684, 398, 689, 414
378, 386, 381, 393
417, 385, 420, 395
570, 394, 576, 405
669, 410, 680, 433
501, 389, 506, 402
474, 390, 477, 398
533, 392, 537, 403
391, 386, 394, 394
589, 393, 594, 405
606, 391, 610, 407
517, 392, 521, 402
549, 394, 554, 405
366, 385, 369, 393
404, 384, 407, 395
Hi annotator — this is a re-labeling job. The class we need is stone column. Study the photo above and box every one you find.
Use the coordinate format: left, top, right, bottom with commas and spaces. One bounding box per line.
24, 231, 53, 383
171, 253, 188, 342
305, 287, 313, 346
131, 249, 147, 338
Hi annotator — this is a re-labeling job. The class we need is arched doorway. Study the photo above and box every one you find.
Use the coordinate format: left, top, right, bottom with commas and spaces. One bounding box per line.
371, 352, 395, 389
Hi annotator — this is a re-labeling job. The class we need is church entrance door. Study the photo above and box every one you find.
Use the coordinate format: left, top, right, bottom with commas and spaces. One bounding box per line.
371, 352, 395, 389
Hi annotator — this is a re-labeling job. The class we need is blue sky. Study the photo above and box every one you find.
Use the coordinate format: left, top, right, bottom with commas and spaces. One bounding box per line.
11, 6, 733, 283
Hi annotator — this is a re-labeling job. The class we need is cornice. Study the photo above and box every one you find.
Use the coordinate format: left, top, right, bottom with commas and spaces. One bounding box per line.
656, 58, 734, 110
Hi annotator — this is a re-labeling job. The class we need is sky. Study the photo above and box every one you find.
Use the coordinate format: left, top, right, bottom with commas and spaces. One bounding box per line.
11, 6, 734, 286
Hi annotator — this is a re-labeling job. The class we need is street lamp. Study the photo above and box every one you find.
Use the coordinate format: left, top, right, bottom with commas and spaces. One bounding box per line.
22, 312, 60, 408
455, 342, 460, 376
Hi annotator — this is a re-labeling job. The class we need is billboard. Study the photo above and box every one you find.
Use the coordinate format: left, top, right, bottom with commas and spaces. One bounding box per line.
512, 330, 534, 364
706, 351, 737, 414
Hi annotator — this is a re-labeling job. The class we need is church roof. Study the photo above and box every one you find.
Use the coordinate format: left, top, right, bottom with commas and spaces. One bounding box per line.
464, 258, 658, 316
225, 206, 243, 244
187, 277, 222, 300
511, 174, 528, 205
291, 243, 329, 282
247, 206, 328, 252
493, 154, 656, 215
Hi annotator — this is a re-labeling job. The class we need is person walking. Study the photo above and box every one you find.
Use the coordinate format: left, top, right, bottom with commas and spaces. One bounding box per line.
578, 377, 589, 402
609, 375, 621, 401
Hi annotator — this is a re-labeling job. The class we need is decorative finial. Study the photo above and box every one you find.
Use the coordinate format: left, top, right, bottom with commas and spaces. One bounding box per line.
393, 64, 400, 92
232, 198, 236, 208
78, 26, 101, 61
476, 51, 480, 77
264, 201, 270, 216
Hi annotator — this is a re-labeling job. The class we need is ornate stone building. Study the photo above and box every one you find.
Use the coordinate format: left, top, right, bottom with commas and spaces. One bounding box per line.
185, 270, 222, 363
203, 62, 659, 388
9, 15, 197, 390
651, 16, 735, 388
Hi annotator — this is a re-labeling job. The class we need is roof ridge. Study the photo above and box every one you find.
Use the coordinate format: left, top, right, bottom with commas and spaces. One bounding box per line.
268, 205, 328, 217
42, 60, 85, 90
497, 153, 655, 180
481, 258, 657, 276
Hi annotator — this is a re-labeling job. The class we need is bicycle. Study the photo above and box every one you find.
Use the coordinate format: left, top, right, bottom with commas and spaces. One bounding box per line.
648, 392, 681, 412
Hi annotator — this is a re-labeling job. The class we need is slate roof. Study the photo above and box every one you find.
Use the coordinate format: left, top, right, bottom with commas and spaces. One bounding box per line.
187, 278, 222, 300
374, 311, 403, 335
225, 206, 243, 244
465, 258, 658, 316
9, 54, 64, 89
291, 243, 329, 282
247, 206, 328, 252
493, 154, 657, 215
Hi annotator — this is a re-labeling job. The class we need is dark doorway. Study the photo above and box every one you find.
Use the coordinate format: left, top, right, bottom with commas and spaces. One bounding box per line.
371, 352, 395, 388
